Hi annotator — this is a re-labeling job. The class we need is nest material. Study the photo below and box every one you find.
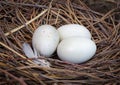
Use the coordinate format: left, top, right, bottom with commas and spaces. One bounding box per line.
0, 0, 120, 85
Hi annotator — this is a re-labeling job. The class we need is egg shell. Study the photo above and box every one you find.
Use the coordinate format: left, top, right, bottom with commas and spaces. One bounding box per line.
57, 37, 97, 63
32, 25, 59, 57
58, 24, 91, 40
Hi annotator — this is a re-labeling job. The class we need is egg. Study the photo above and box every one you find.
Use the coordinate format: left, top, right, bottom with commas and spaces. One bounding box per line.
32, 25, 59, 57
57, 24, 91, 40
57, 37, 97, 63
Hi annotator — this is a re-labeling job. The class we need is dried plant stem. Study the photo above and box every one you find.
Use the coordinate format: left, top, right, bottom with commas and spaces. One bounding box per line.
5, 9, 48, 36
0, 42, 26, 59
0, 68, 27, 85
0, 42, 36, 65
17, 65, 104, 80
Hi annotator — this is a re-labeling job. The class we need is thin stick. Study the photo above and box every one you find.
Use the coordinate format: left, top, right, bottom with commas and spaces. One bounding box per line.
0, 42, 26, 59
5, 9, 48, 36
17, 65, 104, 80
0, 68, 27, 85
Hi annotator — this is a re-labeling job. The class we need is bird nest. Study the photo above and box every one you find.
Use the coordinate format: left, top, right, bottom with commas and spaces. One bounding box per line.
0, 0, 120, 85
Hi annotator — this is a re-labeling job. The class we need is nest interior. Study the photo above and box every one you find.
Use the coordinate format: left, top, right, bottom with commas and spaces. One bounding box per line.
0, 0, 120, 85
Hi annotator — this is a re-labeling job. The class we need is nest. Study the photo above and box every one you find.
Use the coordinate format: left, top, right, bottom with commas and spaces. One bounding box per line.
0, 0, 120, 85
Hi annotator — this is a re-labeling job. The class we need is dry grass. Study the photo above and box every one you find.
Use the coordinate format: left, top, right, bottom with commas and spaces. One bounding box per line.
0, 0, 120, 85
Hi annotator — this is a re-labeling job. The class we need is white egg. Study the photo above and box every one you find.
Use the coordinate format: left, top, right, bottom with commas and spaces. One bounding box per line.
32, 25, 59, 57
58, 24, 91, 40
57, 37, 97, 63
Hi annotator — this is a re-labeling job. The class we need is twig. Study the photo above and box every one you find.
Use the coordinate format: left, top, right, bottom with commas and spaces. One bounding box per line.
0, 68, 27, 85
5, 9, 48, 36
0, 42, 26, 59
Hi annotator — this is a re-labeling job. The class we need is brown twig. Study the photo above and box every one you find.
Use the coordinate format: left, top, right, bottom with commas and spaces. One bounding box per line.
0, 68, 27, 85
